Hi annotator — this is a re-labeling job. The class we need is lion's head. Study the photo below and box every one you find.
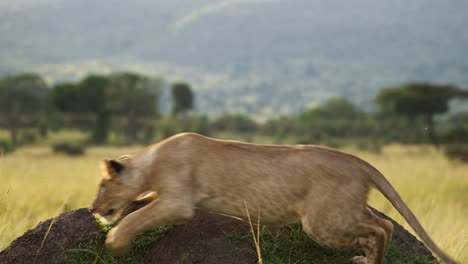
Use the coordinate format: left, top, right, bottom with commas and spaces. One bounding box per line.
91, 152, 159, 225
91, 159, 133, 224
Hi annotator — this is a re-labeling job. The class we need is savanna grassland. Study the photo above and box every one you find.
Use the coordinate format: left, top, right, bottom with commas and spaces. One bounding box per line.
0, 137, 467, 263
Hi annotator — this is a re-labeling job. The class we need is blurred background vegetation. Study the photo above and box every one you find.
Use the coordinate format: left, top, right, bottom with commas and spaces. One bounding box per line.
1, 0, 467, 160
0, 71, 467, 162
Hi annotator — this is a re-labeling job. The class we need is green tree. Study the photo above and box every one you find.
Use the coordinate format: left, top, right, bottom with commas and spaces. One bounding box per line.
171, 82, 193, 116
107, 72, 161, 144
375, 83, 468, 145
0, 73, 47, 145
300, 98, 365, 121
297, 98, 370, 141
51, 82, 80, 113
79, 75, 110, 143
51, 75, 110, 143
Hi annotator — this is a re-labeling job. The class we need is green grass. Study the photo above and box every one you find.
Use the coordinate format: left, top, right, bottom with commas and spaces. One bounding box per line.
67, 224, 172, 264
254, 224, 439, 264
67, 223, 439, 264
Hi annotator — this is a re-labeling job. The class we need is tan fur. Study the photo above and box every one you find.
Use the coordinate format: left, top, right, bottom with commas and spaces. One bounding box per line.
91, 133, 458, 264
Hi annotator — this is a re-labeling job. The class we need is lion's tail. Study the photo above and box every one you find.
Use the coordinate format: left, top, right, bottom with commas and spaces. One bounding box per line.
368, 168, 459, 264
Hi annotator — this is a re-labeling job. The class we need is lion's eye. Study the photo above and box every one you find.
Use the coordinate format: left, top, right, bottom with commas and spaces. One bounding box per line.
105, 208, 115, 216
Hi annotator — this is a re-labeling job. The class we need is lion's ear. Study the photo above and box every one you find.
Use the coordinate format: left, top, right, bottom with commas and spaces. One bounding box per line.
134, 191, 158, 203
100, 159, 125, 178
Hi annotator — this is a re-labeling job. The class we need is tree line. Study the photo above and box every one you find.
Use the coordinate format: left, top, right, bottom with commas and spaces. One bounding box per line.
0, 72, 467, 153
0, 72, 194, 146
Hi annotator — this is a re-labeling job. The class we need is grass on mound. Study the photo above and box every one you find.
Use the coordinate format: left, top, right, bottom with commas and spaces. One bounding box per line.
68, 223, 439, 264
67, 225, 173, 264
233, 224, 439, 264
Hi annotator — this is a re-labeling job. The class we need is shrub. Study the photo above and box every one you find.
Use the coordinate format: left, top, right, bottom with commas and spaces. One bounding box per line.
212, 114, 258, 133
444, 126, 468, 144
19, 131, 38, 145
157, 118, 181, 139
38, 121, 48, 138
0, 139, 15, 154
444, 144, 468, 162
190, 115, 211, 136
156, 116, 212, 140
52, 143, 85, 156
142, 123, 156, 145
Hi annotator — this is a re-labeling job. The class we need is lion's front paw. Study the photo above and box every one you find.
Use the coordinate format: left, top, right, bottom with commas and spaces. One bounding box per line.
105, 228, 130, 256
351, 256, 367, 264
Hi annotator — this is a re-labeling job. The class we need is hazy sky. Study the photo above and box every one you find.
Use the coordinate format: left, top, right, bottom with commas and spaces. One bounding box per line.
0, 0, 62, 13
173, 0, 278, 30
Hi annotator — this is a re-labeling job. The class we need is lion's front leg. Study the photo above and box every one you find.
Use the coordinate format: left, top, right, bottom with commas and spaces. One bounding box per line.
105, 198, 195, 255
105, 226, 130, 256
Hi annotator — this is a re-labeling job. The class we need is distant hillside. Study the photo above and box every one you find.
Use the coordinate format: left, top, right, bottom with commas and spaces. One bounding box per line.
1, 0, 467, 117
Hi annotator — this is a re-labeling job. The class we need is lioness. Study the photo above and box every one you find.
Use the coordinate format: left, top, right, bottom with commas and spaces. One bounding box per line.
91, 133, 458, 264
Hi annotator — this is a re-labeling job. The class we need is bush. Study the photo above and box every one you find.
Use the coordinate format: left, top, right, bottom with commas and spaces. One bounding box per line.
212, 114, 258, 133
157, 118, 181, 140
0, 139, 15, 154
52, 143, 85, 156
444, 126, 468, 144
444, 144, 468, 162
38, 121, 48, 138
142, 123, 156, 144
156, 116, 212, 140
322, 140, 343, 149
190, 115, 211, 136
19, 131, 38, 145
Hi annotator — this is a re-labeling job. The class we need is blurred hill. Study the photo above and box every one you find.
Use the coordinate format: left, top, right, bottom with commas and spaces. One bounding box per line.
1, 0, 467, 117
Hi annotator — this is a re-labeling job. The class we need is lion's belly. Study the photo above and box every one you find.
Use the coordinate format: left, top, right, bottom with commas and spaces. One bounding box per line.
197, 194, 301, 225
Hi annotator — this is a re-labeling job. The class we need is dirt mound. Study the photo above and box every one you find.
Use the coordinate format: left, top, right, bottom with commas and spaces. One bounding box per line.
0, 207, 435, 264
0, 209, 102, 264
143, 211, 258, 264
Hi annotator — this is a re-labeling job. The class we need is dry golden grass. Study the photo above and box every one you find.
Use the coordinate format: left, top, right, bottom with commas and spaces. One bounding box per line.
347, 145, 468, 262
0, 146, 140, 250
0, 144, 466, 262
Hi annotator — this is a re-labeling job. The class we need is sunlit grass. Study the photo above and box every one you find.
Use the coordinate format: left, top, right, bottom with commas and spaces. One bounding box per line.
346, 144, 468, 262
0, 129, 89, 146
0, 129, 9, 141
0, 143, 466, 263
41, 130, 90, 145
0, 146, 140, 250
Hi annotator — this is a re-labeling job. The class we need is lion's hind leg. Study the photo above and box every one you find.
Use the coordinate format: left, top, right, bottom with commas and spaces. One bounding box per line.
365, 209, 394, 254
349, 223, 387, 264
301, 212, 387, 264
298, 186, 388, 264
